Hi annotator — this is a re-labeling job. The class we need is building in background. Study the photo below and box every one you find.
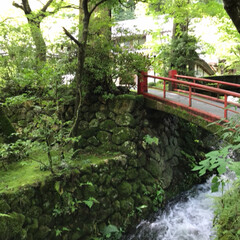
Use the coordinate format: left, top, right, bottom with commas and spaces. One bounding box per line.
112, 16, 224, 77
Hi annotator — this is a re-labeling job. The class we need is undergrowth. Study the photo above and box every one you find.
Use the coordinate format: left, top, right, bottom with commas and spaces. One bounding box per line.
214, 182, 240, 240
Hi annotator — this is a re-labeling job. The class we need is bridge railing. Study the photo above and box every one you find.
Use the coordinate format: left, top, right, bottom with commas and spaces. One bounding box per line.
138, 71, 240, 119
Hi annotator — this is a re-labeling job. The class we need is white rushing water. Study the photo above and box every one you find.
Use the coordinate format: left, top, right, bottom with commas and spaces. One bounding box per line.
123, 176, 233, 240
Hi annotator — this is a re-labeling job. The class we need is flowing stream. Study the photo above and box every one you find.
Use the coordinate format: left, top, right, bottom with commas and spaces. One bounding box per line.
122, 176, 233, 240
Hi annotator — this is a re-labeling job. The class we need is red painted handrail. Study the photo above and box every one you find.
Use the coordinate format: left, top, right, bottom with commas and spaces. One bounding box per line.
176, 74, 240, 89
138, 71, 240, 120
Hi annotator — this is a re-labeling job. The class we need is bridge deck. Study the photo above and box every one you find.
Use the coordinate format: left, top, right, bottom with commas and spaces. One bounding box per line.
148, 88, 240, 120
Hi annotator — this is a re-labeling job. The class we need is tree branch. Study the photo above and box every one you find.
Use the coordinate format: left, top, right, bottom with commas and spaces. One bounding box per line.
0, 17, 14, 23
89, 0, 108, 16
22, 0, 32, 14
41, 0, 54, 12
38, 4, 74, 19
118, 0, 135, 9
82, 0, 90, 16
63, 27, 82, 48
12, 1, 24, 11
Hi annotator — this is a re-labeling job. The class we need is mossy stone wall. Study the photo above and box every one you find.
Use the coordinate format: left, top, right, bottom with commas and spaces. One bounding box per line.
0, 94, 212, 239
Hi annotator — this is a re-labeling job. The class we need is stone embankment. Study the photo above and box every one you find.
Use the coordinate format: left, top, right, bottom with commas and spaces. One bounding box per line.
1, 94, 210, 239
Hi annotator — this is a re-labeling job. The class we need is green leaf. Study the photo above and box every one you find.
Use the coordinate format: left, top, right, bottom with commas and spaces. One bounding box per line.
217, 164, 227, 175
62, 227, 70, 232
55, 229, 62, 237
102, 224, 120, 236
54, 181, 63, 195
79, 181, 93, 187
192, 165, 203, 171
82, 197, 99, 209
211, 176, 220, 192
0, 213, 11, 218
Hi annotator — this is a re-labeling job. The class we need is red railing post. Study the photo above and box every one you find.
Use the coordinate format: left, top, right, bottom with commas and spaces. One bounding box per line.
138, 71, 148, 94
168, 70, 178, 91
189, 86, 192, 107
163, 80, 166, 98
224, 94, 228, 119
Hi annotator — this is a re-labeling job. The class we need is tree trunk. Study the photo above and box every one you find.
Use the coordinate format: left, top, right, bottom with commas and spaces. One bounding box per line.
223, 0, 240, 33
28, 20, 47, 62
70, 1, 90, 137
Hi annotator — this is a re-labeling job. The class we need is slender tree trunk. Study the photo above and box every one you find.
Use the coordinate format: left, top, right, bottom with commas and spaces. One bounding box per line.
70, 0, 90, 137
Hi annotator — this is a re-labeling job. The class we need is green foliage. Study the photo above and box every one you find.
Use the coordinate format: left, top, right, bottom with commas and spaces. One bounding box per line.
101, 224, 123, 240
152, 184, 165, 211
112, 0, 136, 21
0, 137, 32, 170
144, 183, 165, 211
192, 115, 240, 191
152, 33, 200, 76
26, 112, 74, 173
213, 183, 240, 240
3, 94, 36, 107
82, 197, 99, 209
53, 181, 99, 218
55, 226, 70, 237
143, 134, 159, 146
114, 49, 151, 87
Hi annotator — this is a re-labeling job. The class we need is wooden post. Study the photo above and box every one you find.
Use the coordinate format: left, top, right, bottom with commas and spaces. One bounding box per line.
168, 70, 178, 91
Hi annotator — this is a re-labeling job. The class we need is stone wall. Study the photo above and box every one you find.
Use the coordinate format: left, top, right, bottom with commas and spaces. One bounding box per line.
75, 95, 208, 192
0, 94, 210, 240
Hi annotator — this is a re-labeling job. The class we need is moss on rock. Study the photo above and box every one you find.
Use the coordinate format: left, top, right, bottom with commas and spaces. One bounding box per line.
110, 97, 137, 114
97, 131, 111, 143
87, 136, 100, 146
145, 158, 163, 178
0, 107, 16, 142
0, 199, 10, 214
121, 141, 137, 156
118, 181, 132, 198
116, 113, 135, 127
112, 127, 136, 145
0, 212, 25, 240
100, 120, 117, 132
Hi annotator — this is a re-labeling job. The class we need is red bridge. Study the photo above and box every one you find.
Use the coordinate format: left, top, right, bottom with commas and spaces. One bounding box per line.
138, 70, 240, 130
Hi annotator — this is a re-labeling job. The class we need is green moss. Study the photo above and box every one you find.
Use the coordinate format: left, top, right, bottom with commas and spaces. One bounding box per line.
0, 149, 121, 194
117, 181, 132, 198
121, 141, 137, 156
145, 158, 163, 178
100, 119, 116, 132
0, 212, 25, 239
0, 107, 16, 142
126, 168, 138, 180
110, 94, 143, 115
120, 198, 134, 214
0, 154, 51, 194
114, 93, 144, 103
145, 98, 223, 134
97, 131, 111, 143
112, 127, 136, 145
79, 127, 99, 139
115, 113, 135, 127
0, 200, 10, 213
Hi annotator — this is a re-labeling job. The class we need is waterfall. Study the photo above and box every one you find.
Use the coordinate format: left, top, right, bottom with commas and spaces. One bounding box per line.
122, 175, 234, 240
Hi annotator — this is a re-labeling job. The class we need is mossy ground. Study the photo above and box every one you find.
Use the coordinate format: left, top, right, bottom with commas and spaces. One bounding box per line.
0, 149, 120, 194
